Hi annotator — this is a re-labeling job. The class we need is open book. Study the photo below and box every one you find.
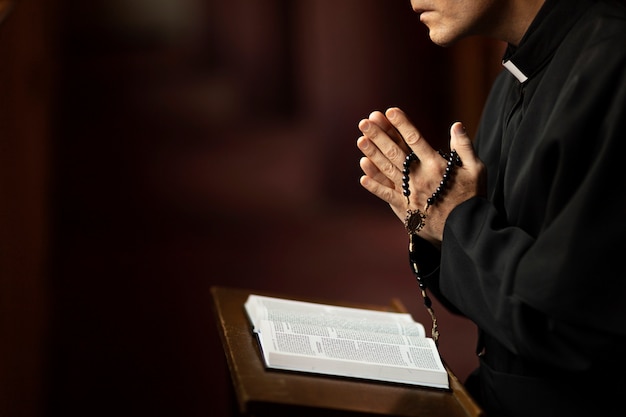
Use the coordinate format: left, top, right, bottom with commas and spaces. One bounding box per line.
244, 294, 449, 389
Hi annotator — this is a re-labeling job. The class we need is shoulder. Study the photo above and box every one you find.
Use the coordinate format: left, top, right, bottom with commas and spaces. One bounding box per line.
551, 2, 626, 97
570, 0, 626, 50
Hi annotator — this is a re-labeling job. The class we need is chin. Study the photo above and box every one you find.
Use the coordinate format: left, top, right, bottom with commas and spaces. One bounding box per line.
427, 32, 455, 47
425, 27, 462, 47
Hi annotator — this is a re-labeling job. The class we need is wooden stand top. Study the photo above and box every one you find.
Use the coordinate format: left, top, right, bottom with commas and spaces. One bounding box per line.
210, 286, 484, 417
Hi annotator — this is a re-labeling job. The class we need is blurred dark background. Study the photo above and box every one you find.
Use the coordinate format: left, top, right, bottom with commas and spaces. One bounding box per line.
0, 1, 504, 416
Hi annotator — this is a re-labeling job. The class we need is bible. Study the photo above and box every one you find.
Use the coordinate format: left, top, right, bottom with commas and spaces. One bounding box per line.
244, 294, 449, 389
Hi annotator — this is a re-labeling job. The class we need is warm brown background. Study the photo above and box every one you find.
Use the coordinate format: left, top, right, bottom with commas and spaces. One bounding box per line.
0, 1, 503, 416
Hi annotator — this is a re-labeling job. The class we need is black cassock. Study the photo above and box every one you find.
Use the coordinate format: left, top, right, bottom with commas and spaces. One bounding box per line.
415, 0, 626, 415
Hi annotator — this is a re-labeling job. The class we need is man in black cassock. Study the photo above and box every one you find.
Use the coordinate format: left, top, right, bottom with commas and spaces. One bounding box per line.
356, 0, 626, 416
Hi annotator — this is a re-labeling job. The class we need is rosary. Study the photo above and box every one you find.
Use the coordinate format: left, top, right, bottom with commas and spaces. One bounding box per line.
402, 149, 462, 344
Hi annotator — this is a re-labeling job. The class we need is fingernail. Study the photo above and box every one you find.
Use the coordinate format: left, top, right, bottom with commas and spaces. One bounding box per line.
386, 108, 397, 120
453, 122, 466, 136
360, 120, 370, 131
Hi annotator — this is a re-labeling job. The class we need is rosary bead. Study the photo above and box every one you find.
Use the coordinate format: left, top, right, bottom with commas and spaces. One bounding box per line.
422, 149, 463, 211
423, 295, 432, 308
402, 152, 419, 202
409, 233, 439, 343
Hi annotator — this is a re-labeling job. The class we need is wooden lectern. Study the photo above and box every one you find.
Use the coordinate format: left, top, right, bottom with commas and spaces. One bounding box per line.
211, 286, 484, 417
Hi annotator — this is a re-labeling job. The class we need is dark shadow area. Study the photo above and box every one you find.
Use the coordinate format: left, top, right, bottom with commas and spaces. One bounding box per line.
41, 1, 495, 416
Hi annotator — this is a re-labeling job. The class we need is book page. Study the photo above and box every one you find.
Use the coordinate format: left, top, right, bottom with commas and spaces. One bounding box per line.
256, 319, 448, 388
245, 294, 426, 338
258, 319, 442, 370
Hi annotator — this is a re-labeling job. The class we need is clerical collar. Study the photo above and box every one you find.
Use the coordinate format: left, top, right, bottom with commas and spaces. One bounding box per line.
502, 0, 593, 83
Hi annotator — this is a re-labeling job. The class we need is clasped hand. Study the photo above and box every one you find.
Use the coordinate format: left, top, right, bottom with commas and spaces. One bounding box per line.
357, 107, 486, 246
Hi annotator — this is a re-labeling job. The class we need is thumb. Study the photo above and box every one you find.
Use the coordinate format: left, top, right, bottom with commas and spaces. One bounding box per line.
449, 122, 476, 164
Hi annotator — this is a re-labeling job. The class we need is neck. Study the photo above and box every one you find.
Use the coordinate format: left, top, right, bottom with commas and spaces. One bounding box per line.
498, 0, 546, 46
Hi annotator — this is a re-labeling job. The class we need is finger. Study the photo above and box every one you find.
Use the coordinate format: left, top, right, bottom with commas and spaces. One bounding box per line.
449, 122, 477, 166
359, 157, 396, 189
359, 173, 405, 208
358, 119, 406, 170
368, 111, 409, 151
385, 107, 437, 160
449, 122, 487, 198
356, 135, 403, 184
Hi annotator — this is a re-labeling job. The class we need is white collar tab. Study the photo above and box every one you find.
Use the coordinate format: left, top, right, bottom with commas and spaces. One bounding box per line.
502, 60, 529, 83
